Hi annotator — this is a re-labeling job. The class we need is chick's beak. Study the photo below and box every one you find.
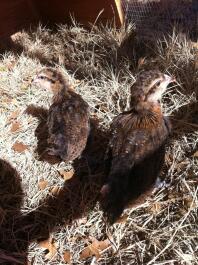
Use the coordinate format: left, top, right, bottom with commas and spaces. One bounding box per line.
31, 76, 38, 85
164, 74, 176, 83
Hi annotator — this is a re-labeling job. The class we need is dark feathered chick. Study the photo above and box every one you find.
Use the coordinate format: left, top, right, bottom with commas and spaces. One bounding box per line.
101, 70, 175, 223
32, 68, 90, 162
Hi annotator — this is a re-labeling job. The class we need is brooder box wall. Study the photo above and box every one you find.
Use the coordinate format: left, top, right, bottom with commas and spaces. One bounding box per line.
0, 0, 122, 39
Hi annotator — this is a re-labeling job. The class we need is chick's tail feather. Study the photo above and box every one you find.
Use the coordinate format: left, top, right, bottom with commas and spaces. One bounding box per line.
101, 166, 132, 224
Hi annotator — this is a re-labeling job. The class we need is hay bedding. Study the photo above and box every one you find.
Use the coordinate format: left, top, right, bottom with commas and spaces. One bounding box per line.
0, 22, 198, 264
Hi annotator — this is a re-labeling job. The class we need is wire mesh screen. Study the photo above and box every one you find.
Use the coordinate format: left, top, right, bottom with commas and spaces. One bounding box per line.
121, 0, 198, 38
122, 0, 161, 27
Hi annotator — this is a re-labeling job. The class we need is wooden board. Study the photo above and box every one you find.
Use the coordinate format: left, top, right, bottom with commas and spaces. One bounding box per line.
0, 0, 38, 38
34, 0, 122, 26
0, 0, 123, 39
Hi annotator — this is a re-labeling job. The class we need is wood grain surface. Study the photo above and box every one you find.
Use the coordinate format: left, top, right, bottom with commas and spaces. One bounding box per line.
0, 0, 121, 38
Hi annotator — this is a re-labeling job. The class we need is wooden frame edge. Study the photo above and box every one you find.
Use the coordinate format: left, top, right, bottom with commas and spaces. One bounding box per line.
114, 0, 125, 25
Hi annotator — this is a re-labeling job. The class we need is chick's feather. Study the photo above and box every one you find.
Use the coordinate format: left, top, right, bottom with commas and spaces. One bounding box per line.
102, 105, 171, 223
47, 90, 90, 161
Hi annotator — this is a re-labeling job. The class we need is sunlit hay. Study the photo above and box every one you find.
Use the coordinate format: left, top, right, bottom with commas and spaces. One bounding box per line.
0, 22, 197, 264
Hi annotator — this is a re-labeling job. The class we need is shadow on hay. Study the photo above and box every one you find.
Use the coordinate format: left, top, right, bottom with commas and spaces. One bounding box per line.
0, 159, 25, 264
0, 105, 109, 264
25, 105, 61, 164
1, 106, 197, 264
15, 104, 107, 232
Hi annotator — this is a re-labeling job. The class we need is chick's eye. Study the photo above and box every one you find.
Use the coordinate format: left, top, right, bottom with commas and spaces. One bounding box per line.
40, 76, 44, 80
156, 81, 161, 86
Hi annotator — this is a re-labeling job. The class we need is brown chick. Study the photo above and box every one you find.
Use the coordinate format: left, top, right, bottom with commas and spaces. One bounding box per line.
32, 68, 90, 162
101, 70, 175, 223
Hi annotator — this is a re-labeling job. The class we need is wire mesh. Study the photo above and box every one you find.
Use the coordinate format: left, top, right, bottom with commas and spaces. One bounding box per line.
122, 0, 160, 26
121, 0, 198, 36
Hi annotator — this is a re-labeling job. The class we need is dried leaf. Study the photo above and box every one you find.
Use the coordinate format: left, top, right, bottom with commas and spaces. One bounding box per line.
51, 186, 61, 195
150, 202, 162, 215
39, 238, 57, 260
193, 151, 198, 157
10, 121, 21, 132
80, 238, 110, 260
115, 214, 128, 224
12, 141, 29, 153
4, 97, 13, 104
63, 250, 71, 264
7, 61, 16, 71
59, 169, 74, 181
8, 110, 20, 120
38, 180, 48, 190
192, 41, 198, 49
184, 197, 197, 209
80, 244, 100, 260
45, 245, 57, 260
21, 83, 29, 90
39, 238, 50, 249
138, 57, 146, 68
93, 239, 110, 252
